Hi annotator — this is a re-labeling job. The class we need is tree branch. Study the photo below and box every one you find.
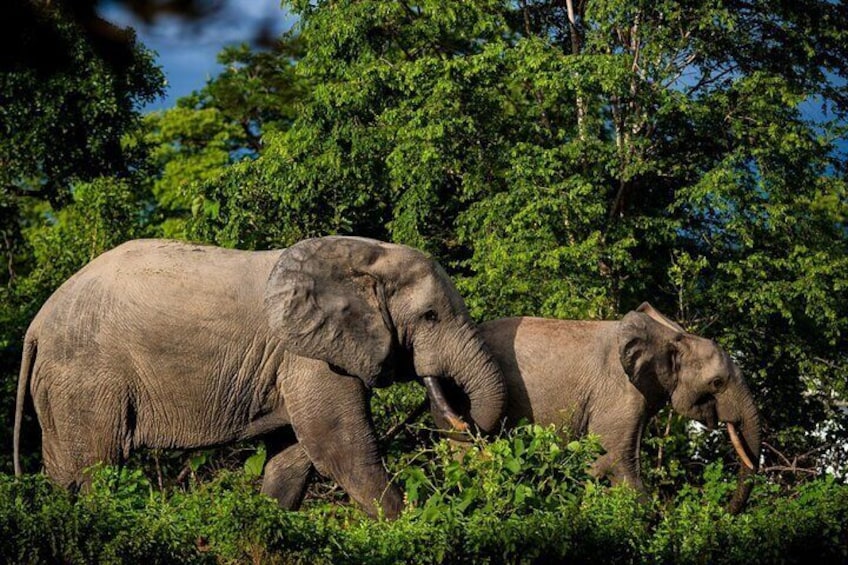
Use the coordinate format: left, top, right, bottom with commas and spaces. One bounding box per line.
2, 231, 16, 284
565, 0, 587, 138
762, 440, 833, 478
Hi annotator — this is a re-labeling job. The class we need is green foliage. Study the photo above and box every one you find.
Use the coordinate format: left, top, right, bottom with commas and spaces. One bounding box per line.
143, 106, 242, 238
0, 469, 200, 564
399, 425, 601, 519
203, 40, 308, 138
0, 2, 163, 208
141, 37, 308, 240
1, 434, 846, 563
648, 469, 848, 564
243, 444, 267, 479
0, 1, 164, 473
371, 381, 427, 436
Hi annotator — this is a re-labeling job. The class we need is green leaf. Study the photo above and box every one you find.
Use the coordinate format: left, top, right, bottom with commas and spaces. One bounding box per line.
189, 452, 208, 473
243, 445, 267, 478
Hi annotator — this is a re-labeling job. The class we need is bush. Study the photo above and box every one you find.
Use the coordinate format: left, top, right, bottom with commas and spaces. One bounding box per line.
398, 424, 602, 519
1, 428, 846, 563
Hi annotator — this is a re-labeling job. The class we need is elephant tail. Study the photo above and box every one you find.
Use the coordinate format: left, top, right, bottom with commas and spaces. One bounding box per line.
13, 336, 36, 476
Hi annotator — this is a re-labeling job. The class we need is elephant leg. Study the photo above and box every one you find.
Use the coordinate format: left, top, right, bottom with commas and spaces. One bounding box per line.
282, 358, 404, 519
40, 423, 82, 490
590, 450, 645, 493
589, 405, 646, 492
41, 405, 127, 489
261, 442, 314, 510
37, 369, 131, 488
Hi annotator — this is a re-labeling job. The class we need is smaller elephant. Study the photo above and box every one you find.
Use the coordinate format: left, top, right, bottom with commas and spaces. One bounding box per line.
433, 303, 762, 513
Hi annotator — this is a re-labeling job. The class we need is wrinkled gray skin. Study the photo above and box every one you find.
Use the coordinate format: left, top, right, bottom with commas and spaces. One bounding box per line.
13, 237, 507, 519
434, 303, 762, 514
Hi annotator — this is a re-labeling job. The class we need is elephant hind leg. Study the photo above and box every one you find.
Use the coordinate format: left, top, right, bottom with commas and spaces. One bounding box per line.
261, 442, 314, 509
38, 374, 135, 488
41, 433, 82, 490
41, 428, 110, 490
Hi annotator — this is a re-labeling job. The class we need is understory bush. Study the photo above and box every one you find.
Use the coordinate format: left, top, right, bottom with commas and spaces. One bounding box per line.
1, 426, 846, 564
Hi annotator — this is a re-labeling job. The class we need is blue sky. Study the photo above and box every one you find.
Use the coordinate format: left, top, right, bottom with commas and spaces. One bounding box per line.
101, 0, 296, 111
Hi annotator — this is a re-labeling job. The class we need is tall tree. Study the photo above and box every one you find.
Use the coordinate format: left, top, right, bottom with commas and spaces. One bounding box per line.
144, 37, 307, 241
0, 0, 163, 471
193, 0, 847, 476
1, 0, 162, 289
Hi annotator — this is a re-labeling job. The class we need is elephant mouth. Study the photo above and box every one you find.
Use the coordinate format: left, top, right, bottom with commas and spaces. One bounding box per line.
422, 376, 469, 432
691, 395, 718, 429
370, 349, 416, 388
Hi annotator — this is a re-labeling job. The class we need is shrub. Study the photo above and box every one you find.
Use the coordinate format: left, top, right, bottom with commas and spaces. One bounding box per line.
398, 424, 602, 520
1, 429, 846, 564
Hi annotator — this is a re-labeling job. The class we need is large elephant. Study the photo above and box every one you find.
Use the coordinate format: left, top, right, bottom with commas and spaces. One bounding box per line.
13, 236, 507, 519
436, 303, 761, 513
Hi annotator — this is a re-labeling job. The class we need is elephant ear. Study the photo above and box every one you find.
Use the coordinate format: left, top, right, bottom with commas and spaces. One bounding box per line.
618, 308, 684, 392
264, 237, 393, 382
636, 301, 686, 332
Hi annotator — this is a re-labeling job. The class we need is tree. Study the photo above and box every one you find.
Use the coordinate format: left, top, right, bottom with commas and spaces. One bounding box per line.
193, 0, 847, 478
143, 37, 308, 240
0, 0, 163, 472
0, 0, 163, 290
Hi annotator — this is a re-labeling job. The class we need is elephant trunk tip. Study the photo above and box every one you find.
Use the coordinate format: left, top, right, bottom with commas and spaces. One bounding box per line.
727, 464, 756, 515
724, 393, 761, 515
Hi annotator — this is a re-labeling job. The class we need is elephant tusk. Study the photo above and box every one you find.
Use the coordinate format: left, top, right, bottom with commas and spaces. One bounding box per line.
728, 422, 756, 470
422, 376, 469, 432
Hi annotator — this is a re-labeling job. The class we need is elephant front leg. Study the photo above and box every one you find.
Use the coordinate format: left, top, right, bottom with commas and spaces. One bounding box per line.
282, 359, 404, 519
588, 405, 647, 493
590, 449, 646, 492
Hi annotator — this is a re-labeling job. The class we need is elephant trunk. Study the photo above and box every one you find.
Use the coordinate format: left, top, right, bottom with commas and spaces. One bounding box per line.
721, 381, 761, 514
435, 325, 507, 435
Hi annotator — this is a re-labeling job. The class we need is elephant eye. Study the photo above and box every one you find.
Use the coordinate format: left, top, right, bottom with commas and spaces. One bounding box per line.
422, 309, 439, 323
710, 377, 726, 392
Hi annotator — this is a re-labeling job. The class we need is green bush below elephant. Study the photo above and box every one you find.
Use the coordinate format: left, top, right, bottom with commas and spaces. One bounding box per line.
0, 428, 846, 564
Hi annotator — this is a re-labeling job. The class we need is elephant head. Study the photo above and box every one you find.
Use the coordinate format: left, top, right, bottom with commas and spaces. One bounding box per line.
619, 302, 761, 513
263, 236, 507, 434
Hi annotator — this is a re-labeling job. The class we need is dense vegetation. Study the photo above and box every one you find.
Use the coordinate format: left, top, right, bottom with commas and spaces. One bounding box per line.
1, 0, 847, 562
2, 429, 847, 564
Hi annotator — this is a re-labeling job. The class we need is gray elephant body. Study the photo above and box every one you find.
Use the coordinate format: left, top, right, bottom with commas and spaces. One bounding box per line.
490, 317, 650, 488
468, 305, 761, 512
29, 243, 286, 454
14, 238, 507, 519
223, 303, 761, 513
